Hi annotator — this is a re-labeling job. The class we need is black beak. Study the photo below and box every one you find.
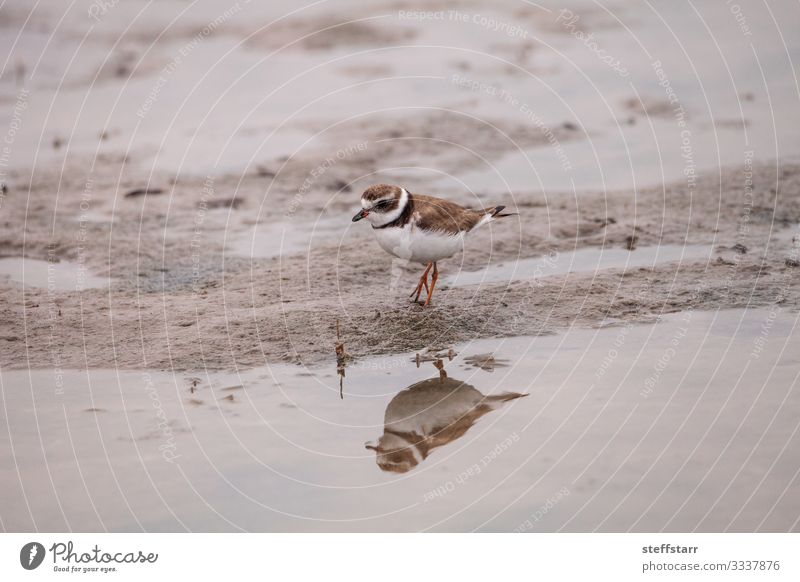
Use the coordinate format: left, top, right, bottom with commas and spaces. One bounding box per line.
352, 209, 368, 222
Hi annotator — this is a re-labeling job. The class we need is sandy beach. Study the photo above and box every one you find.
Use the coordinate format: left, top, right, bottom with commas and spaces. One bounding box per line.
1, 0, 799, 533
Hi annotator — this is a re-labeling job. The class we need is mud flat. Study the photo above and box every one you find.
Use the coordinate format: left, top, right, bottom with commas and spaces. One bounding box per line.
2, 0, 800, 533
1, 159, 798, 371
2, 0, 800, 370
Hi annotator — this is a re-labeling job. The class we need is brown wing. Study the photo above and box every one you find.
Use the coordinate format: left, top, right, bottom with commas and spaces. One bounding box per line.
411, 193, 487, 235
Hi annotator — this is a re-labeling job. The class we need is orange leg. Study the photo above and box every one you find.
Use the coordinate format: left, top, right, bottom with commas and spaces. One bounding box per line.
423, 262, 439, 307
410, 262, 433, 302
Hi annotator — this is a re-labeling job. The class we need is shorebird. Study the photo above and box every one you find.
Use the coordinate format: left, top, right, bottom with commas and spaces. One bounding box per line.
366, 376, 526, 473
352, 184, 514, 306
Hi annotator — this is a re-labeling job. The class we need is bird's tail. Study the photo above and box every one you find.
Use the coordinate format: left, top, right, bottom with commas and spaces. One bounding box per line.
485, 392, 529, 404
489, 205, 517, 218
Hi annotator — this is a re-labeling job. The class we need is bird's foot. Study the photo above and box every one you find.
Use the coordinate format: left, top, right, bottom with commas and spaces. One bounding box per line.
422, 263, 439, 307
409, 262, 433, 302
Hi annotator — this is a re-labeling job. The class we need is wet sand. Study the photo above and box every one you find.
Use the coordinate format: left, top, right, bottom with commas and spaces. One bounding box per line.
1, 160, 798, 370
2, 0, 800, 532
2, 0, 800, 369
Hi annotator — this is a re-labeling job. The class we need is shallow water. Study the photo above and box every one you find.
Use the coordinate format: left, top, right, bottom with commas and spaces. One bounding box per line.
2, 308, 798, 532
5, 0, 798, 185
449, 120, 750, 194
445, 244, 715, 288
228, 215, 344, 258
0, 257, 111, 291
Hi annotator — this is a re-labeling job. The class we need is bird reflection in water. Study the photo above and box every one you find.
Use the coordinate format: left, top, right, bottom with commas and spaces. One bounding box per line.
366, 367, 527, 473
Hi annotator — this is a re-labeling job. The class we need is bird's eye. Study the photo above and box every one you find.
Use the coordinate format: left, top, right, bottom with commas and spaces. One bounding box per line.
375, 200, 391, 209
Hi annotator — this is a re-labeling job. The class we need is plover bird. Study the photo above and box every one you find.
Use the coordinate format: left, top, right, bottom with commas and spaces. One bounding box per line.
352, 184, 514, 306
365, 376, 526, 473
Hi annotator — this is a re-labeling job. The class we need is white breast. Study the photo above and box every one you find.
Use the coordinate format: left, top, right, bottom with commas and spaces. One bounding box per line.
373, 222, 466, 264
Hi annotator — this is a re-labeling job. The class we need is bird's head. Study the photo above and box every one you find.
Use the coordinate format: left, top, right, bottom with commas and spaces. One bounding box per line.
352, 184, 408, 227
365, 434, 421, 474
